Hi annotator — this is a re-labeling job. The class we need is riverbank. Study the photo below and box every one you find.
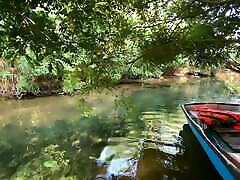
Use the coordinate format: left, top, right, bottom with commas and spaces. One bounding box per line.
0, 67, 239, 100
120, 68, 240, 87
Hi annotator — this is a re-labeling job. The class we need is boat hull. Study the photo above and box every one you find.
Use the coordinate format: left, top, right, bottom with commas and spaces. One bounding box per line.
187, 118, 234, 180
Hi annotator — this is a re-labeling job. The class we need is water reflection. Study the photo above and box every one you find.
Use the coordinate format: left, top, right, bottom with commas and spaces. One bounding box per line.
0, 78, 234, 179
135, 125, 220, 180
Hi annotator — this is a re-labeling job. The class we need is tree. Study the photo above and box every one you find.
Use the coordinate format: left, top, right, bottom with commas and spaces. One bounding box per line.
0, 0, 239, 95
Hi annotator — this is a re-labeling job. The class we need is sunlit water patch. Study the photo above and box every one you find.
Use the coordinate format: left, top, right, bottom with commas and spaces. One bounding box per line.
0, 78, 236, 179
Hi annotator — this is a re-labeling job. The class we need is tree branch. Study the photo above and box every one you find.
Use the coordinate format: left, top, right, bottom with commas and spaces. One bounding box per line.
167, 18, 184, 41
196, 0, 233, 6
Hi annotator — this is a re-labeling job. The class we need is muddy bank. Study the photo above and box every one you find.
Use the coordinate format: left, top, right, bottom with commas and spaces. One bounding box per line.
0, 74, 63, 99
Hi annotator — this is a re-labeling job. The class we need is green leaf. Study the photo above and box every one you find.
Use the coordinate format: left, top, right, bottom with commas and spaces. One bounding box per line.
0, 71, 11, 80
43, 160, 58, 168
95, 2, 108, 6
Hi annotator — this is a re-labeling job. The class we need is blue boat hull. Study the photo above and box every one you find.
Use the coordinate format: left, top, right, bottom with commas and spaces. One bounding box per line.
188, 120, 234, 180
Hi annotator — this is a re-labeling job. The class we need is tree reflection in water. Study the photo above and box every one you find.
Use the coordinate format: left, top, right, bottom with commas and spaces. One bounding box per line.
0, 79, 233, 179
96, 125, 220, 180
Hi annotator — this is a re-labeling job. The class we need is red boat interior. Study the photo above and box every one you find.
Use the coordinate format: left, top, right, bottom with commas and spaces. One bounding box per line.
186, 104, 240, 151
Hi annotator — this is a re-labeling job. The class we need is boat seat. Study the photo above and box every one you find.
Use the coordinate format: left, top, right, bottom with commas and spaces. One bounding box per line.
218, 131, 240, 151
215, 128, 240, 133
222, 136, 240, 150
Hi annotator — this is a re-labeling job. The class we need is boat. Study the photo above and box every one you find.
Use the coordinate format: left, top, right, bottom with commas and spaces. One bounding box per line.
182, 102, 240, 180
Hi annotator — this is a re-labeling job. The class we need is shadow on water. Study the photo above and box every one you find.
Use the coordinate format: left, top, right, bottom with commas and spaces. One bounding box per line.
0, 79, 234, 179
132, 124, 221, 180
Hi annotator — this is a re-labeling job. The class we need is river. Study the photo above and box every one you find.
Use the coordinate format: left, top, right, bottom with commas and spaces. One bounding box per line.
0, 77, 238, 179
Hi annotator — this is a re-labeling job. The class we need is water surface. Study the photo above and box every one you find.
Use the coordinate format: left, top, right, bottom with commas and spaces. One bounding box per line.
0, 78, 236, 179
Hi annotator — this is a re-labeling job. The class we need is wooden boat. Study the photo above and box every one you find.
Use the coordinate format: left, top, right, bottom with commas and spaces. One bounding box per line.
182, 102, 240, 180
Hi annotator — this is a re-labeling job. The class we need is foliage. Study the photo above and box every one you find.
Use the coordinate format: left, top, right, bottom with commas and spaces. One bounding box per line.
0, 0, 239, 95
76, 97, 93, 117
0, 71, 11, 80
141, 0, 240, 66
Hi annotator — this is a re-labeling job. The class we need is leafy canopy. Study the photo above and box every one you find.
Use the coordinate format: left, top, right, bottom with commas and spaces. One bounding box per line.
0, 0, 239, 92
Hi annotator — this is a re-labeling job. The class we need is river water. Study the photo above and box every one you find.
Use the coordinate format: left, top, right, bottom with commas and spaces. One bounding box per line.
0, 78, 238, 179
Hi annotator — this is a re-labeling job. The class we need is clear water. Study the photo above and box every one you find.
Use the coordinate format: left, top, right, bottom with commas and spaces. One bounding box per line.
0, 78, 236, 179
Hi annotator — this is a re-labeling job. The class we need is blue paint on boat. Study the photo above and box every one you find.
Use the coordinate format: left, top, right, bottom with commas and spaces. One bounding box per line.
188, 122, 234, 180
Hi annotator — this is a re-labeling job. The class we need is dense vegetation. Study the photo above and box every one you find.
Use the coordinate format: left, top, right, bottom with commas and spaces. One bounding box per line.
0, 0, 239, 97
